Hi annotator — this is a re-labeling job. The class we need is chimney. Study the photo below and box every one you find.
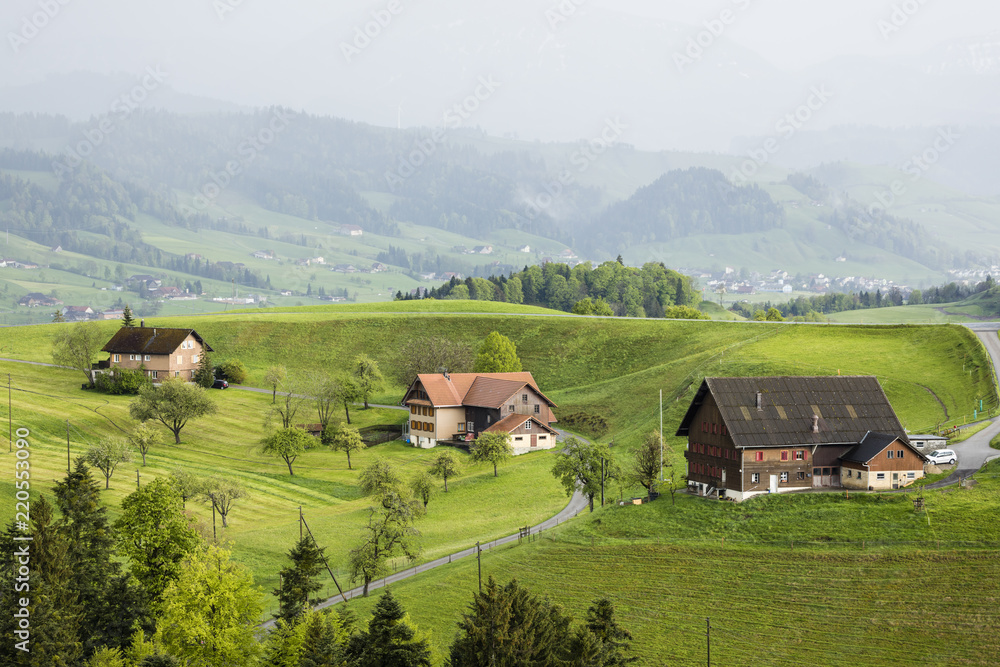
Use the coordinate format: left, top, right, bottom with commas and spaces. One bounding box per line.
140, 319, 145, 327
755, 391, 762, 411
812, 414, 820, 434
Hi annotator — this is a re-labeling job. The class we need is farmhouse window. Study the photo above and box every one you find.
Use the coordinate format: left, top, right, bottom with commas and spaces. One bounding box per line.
780, 450, 789, 462
897, 450, 904, 458
177, 355, 183, 364
795, 450, 805, 461
534, 405, 540, 414
525, 421, 532, 430
175, 371, 180, 377
722, 425, 727, 436
467, 421, 474, 432
150, 371, 158, 379
797, 472, 805, 480
876, 473, 885, 480
192, 355, 199, 364
458, 423, 466, 433
713, 423, 718, 434
846, 469, 852, 478
522, 394, 528, 403
780, 472, 788, 482
411, 421, 418, 430
755, 451, 764, 462
907, 472, 915, 479
509, 404, 515, 412
428, 408, 434, 417
113, 354, 120, 362
887, 450, 894, 459
129, 354, 135, 361
515, 436, 523, 441
751, 473, 760, 484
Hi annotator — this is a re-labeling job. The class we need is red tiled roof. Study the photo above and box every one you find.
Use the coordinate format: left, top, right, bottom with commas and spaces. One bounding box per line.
101, 326, 213, 355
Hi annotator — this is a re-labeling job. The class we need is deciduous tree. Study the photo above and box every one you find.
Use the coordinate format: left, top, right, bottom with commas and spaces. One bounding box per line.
428, 449, 459, 492
358, 458, 402, 498
471, 431, 513, 477
129, 420, 161, 467
52, 321, 105, 387
348, 491, 421, 597
261, 427, 314, 476
324, 422, 364, 470
632, 431, 662, 502
353, 354, 384, 409
552, 437, 618, 512
264, 365, 287, 403
85, 437, 134, 490
114, 478, 200, 604
410, 471, 434, 509
158, 544, 263, 667
473, 331, 522, 373
200, 477, 249, 528
129, 378, 217, 444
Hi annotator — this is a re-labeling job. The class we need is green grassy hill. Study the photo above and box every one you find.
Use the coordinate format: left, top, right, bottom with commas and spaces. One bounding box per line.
1, 305, 996, 662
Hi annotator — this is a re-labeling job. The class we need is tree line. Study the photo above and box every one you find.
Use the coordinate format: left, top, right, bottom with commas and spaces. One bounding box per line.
402, 259, 700, 318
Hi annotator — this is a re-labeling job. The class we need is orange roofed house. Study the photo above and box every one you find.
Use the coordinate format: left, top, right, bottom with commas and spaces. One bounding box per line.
402, 372, 558, 454
98, 321, 213, 382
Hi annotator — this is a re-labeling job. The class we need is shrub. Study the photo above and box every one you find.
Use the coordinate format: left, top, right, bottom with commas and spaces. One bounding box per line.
216, 359, 248, 384
95, 367, 153, 395
558, 412, 610, 437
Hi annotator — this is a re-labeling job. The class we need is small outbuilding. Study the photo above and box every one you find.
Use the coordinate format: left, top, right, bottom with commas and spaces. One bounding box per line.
840, 432, 928, 490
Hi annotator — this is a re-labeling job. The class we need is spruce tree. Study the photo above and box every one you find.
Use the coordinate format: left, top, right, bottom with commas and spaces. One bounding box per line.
274, 537, 327, 624
121, 304, 136, 327
346, 590, 431, 667
298, 610, 347, 667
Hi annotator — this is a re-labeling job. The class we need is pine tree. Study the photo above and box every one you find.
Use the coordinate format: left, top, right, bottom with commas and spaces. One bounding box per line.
585, 598, 637, 666
274, 537, 327, 624
298, 610, 347, 667
346, 591, 431, 667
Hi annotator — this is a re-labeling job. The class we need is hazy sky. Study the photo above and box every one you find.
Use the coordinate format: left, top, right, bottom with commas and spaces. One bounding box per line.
4, 0, 996, 83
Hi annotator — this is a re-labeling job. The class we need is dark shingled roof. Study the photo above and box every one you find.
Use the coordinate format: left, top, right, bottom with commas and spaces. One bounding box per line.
676, 376, 907, 448
101, 327, 213, 355
842, 431, 927, 464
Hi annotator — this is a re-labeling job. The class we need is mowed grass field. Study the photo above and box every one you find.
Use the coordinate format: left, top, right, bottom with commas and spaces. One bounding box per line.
1, 304, 997, 661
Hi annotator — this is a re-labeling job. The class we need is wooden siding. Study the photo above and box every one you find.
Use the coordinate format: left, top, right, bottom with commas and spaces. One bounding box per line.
108, 333, 205, 380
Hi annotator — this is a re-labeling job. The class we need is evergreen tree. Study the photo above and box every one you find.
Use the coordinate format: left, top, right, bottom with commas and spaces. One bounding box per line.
274, 537, 327, 624
52, 308, 65, 322
298, 610, 347, 667
121, 304, 136, 327
193, 351, 214, 387
346, 591, 431, 667
448, 577, 573, 666
585, 598, 637, 666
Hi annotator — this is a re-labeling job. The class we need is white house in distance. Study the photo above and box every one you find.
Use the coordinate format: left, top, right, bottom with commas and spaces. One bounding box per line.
340, 224, 363, 236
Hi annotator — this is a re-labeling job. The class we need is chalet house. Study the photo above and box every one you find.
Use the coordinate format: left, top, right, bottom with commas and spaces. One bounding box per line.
129, 275, 161, 288
402, 372, 558, 453
676, 376, 912, 501
340, 224, 363, 236
18, 293, 62, 307
99, 322, 213, 382
473, 245, 493, 255
63, 306, 95, 321
101, 309, 125, 320
840, 432, 927, 491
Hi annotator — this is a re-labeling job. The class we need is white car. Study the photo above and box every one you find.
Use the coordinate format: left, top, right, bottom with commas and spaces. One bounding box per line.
926, 449, 957, 465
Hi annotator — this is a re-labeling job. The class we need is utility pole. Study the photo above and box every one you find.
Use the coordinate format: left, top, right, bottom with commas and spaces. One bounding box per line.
300, 510, 347, 603
706, 617, 712, 667
659, 389, 664, 479
299, 506, 303, 540
136, 469, 140, 490
212, 503, 217, 542
8, 374, 12, 453
600, 457, 605, 507
476, 542, 482, 593
66, 420, 70, 471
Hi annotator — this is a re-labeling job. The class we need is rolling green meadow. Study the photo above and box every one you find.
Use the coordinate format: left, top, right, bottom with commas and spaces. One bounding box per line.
1, 302, 998, 664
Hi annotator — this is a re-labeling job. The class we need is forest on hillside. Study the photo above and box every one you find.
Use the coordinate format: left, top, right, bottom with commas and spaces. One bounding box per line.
410, 260, 700, 318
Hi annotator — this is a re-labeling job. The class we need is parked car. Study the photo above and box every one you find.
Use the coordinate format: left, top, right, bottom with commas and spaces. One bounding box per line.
926, 449, 957, 465
212, 379, 229, 389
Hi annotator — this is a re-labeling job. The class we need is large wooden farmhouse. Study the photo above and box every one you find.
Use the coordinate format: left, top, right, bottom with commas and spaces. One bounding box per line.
676, 376, 928, 501
98, 322, 213, 382
402, 372, 558, 454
